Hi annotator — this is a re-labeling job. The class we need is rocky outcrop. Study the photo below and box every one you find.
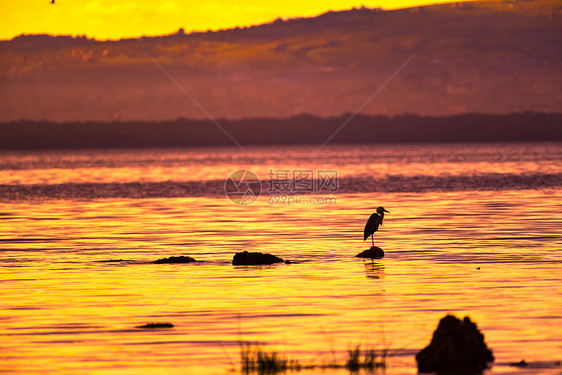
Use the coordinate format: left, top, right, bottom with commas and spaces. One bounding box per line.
154, 255, 196, 264
136, 322, 174, 328
356, 247, 384, 259
416, 315, 494, 373
232, 251, 284, 265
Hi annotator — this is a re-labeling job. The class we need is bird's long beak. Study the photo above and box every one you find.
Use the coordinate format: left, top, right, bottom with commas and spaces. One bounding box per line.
383, 208, 390, 213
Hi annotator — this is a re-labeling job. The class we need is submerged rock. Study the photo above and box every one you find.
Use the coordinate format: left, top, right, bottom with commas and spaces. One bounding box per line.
154, 255, 196, 264
508, 360, 561, 369
232, 251, 284, 265
416, 315, 494, 374
356, 246, 384, 259
136, 322, 174, 329
509, 360, 528, 367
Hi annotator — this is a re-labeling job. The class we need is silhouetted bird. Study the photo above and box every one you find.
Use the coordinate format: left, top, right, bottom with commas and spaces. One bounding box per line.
363, 206, 389, 247
51, 0, 55, 4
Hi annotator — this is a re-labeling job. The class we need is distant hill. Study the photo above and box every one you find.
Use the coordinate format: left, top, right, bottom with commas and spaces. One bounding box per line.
1, 113, 561, 150
0, 0, 561, 122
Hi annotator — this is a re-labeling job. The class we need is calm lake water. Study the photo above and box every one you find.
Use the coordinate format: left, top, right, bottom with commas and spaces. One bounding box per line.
1, 143, 561, 374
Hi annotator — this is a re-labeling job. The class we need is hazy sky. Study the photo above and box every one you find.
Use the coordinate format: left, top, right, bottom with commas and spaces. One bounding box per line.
1, 0, 469, 40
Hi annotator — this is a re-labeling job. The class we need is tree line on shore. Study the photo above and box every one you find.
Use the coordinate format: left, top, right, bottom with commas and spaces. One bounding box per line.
1, 112, 560, 150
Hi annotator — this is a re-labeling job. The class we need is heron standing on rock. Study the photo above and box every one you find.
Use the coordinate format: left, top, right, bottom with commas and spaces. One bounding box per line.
364, 206, 390, 247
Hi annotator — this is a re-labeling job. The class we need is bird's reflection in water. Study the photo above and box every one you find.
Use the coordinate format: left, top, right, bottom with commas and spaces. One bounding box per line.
363, 261, 385, 280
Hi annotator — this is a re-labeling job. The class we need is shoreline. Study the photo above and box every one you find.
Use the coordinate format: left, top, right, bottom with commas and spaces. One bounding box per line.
1, 112, 561, 150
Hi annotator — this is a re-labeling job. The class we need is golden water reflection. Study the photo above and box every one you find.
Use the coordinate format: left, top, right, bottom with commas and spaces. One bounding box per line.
1, 190, 561, 374
1, 143, 560, 185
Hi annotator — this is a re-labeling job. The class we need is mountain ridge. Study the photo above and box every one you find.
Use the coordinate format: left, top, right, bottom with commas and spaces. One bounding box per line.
1, 1, 560, 121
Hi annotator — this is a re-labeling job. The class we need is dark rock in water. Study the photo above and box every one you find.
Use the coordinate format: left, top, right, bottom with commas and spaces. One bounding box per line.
136, 322, 174, 329
356, 246, 384, 259
509, 359, 528, 367
154, 255, 196, 264
416, 315, 494, 374
508, 360, 562, 369
232, 251, 284, 265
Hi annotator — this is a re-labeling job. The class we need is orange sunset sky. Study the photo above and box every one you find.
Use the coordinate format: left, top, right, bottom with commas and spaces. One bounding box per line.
1, 0, 471, 40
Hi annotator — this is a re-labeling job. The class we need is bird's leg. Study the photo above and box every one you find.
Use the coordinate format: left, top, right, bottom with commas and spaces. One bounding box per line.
371, 234, 374, 247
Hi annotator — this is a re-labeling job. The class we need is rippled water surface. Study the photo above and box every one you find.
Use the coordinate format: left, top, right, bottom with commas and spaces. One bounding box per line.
1, 143, 561, 374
